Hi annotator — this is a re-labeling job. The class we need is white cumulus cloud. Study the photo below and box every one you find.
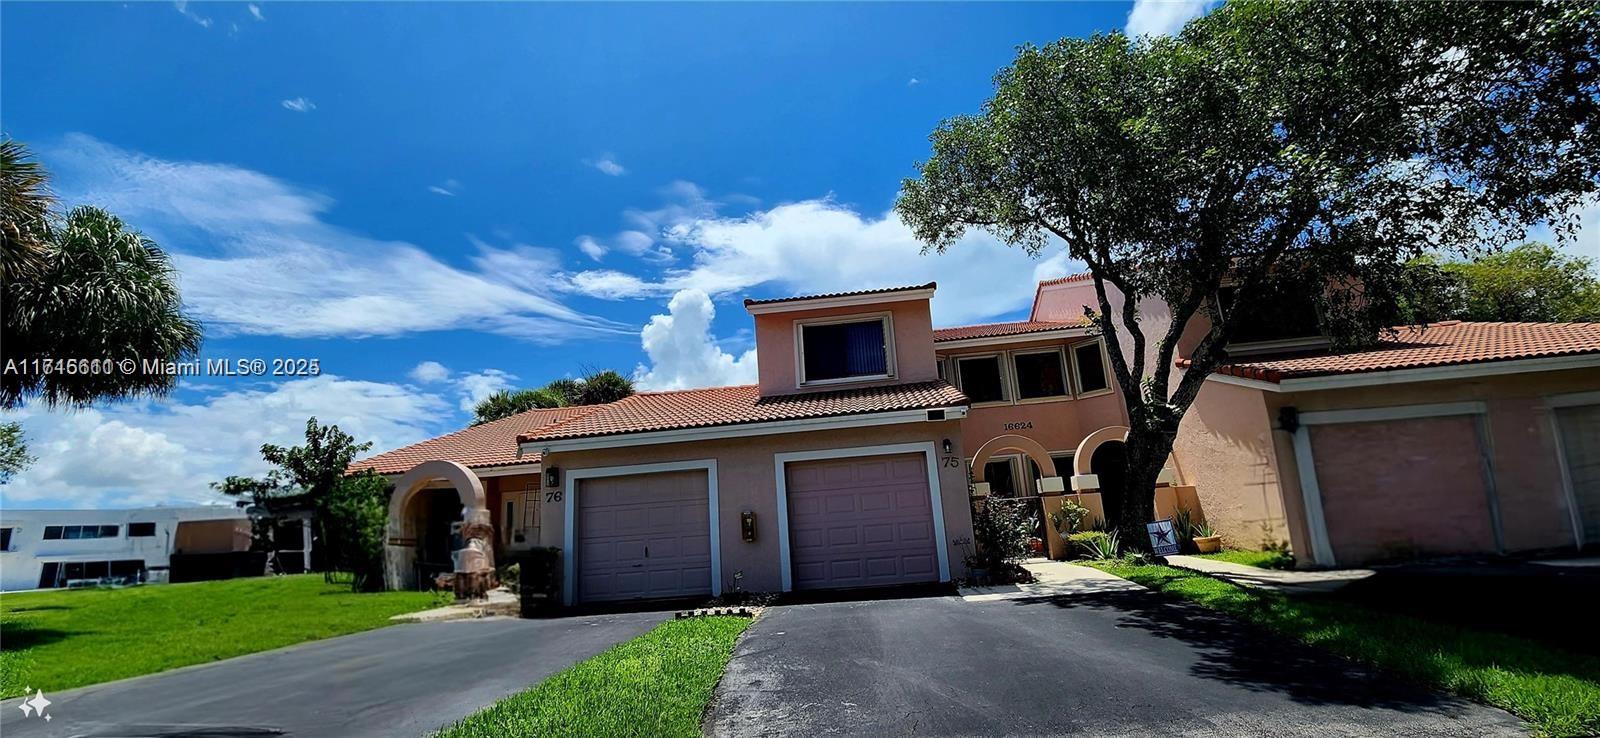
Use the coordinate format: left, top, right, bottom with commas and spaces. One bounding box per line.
1125, 0, 1215, 37
634, 289, 758, 391
408, 361, 451, 384
3, 376, 453, 509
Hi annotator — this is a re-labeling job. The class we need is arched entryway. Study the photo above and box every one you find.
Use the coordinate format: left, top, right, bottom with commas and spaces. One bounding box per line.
1089, 440, 1128, 526
970, 434, 1065, 557
384, 460, 495, 596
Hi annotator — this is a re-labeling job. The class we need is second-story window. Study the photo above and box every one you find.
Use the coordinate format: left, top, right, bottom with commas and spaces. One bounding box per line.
1072, 340, 1111, 394
1013, 349, 1069, 400
128, 522, 157, 537
955, 355, 1006, 404
0, 527, 14, 551
799, 316, 891, 384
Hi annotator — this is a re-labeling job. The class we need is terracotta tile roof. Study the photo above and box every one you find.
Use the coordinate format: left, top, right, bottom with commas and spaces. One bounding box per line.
743, 282, 936, 308
933, 320, 1088, 343
519, 380, 969, 444
349, 406, 599, 475
1037, 272, 1093, 287
1198, 321, 1600, 383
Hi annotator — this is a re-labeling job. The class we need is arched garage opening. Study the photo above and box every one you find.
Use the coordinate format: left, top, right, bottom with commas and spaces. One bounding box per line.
385, 460, 495, 597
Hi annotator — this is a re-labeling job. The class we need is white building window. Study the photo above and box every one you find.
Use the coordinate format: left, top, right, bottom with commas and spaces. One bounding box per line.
1072, 339, 1111, 395
797, 315, 894, 385
1013, 348, 1070, 400
954, 355, 1008, 404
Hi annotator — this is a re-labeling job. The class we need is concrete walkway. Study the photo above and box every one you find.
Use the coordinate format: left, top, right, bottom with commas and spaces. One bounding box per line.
958, 559, 1139, 601
1166, 555, 1375, 594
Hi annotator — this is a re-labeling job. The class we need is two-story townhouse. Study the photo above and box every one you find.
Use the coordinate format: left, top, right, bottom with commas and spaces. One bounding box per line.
1033, 273, 1600, 567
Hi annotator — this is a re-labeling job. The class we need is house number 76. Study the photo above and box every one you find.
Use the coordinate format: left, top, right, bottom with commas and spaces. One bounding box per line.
545, 490, 563, 503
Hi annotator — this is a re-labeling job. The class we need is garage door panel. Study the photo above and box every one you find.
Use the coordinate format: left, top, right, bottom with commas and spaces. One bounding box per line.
578, 470, 711, 603
787, 452, 938, 591
1311, 416, 1494, 564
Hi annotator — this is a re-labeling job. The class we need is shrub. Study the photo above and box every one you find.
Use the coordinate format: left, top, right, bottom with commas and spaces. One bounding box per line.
1173, 507, 1196, 552
1066, 531, 1110, 559
1071, 530, 1120, 560
1049, 498, 1090, 536
969, 498, 1034, 570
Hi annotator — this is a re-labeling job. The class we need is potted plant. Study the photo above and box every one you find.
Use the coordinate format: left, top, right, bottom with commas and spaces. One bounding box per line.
1192, 522, 1222, 553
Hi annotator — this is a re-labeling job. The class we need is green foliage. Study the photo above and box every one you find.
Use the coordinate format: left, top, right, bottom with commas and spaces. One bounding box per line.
1066, 531, 1113, 560
324, 471, 390, 592
1049, 498, 1090, 535
472, 388, 565, 425
3, 205, 203, 409
471, 370, 637, 425
433, 616, 751, 738
1172, 507, 1195, 550
1, 138, 52, 284
1424, 243, 1600, 323
0, 421, 33, 481
0, 575, 449, 698
1192, 521, 1217, 539
219, 417, 380, 591
1090, 562, 1600, 737
897, 0, 1600, 547
968, 498, 1035, 570
1077, 530, 1121, 560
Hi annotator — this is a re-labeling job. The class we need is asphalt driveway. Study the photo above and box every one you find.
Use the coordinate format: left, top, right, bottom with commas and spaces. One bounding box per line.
1, 611, 666, 738
707, 581, 1525, 737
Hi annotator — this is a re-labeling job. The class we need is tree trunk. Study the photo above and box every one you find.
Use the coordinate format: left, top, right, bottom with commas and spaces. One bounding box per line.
1116, 410, 1182, 553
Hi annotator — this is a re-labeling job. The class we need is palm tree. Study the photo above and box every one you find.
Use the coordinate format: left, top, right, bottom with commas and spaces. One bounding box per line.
471, 388, 564, 425
1, 138, 53, 284
2, 206, 204, 408
576, 369, 634, 405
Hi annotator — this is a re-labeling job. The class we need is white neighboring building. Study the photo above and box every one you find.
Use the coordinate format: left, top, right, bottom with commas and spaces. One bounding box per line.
0, 506, 248, 592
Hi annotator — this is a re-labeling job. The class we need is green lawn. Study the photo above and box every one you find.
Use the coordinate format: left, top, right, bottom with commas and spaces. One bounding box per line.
1088, 561, 1600, 738
1192, 549, 1295, 569
0, 575, 449, 698
435, 616, 751, 738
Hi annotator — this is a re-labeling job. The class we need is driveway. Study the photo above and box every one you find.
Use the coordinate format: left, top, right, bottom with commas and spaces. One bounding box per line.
1, 611, 666, 738
707, 573, 1525, 737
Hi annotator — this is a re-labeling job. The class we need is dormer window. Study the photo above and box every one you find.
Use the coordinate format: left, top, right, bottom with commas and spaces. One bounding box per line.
797, 314, 894, 385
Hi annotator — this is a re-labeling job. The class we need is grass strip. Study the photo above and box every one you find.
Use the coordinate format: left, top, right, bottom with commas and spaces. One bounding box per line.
0, 574, 450, 697
1087, 561, 1600, 737
434, 615, 751, 738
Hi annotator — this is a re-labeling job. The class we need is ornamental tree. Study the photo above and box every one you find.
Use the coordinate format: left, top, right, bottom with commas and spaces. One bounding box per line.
898, 1, 1600, 547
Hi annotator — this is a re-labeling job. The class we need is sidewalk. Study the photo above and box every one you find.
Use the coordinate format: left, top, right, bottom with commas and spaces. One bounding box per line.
1166, 554, 1374, 594
958, 559, 1140, 601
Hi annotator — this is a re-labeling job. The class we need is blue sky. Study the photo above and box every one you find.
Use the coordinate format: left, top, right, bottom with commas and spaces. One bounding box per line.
0, 1, 1216, 508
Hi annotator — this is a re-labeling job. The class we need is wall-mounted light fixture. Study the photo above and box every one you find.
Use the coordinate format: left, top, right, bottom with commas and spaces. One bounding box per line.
545, 466, 560, 489
941, 438, 953, 454
740, 510, 758, 542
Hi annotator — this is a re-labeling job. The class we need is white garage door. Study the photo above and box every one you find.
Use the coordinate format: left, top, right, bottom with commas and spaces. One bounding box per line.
1556, 403, 1600, 544
786, 453, 937, 590
577, 470, 711, 603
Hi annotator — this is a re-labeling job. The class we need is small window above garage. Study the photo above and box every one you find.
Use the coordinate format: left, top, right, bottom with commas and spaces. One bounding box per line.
798, 315, 893, 385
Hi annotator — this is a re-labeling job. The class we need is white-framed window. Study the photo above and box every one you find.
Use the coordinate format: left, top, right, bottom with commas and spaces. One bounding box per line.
0, 527, 15, 552
1012, 347, 1071, 401
1070, 338, 1112, 396
981, 454, 1027, 498
795, 313, 895, 386
1027, 452, 1076, 483
953, 353, 1008, 404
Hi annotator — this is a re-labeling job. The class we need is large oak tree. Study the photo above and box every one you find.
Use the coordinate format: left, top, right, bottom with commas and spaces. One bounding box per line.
898, 1, 1600, 547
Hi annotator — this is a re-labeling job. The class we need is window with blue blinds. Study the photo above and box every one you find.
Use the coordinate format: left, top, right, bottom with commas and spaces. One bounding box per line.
801, 319, 889, 382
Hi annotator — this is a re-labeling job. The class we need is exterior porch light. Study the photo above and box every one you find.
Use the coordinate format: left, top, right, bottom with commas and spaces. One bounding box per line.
942, 438, 953, 454
545, 466, 560, 489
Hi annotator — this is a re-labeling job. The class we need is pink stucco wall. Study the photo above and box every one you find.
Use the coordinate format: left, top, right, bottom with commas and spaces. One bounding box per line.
751, 299, 938, 397
539, 420, 972, 594
1173, 379, 1295, 551
938, 335, 1128, 463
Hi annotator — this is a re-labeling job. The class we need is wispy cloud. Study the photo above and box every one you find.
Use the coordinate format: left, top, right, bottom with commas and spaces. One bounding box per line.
428, 178, 461, 196
247, 3, 264, 21
1125, 0, 1215, 37
281, 97, 316, 113
172, 0, 213, 28
587, 154, 627, 177
45, 134, 627, 343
